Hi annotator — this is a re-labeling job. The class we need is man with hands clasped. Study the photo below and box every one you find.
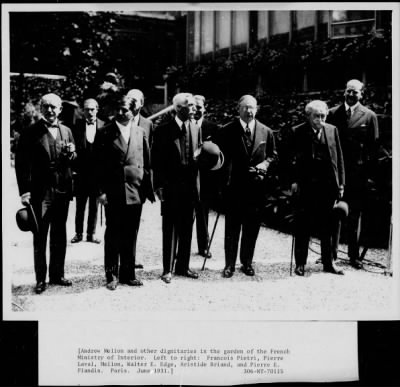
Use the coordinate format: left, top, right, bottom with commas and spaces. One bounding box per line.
290, 100, 345, 276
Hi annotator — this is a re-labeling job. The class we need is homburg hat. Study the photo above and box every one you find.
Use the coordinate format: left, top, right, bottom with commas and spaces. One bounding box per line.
195, 141, 224, 171
333, 200, 349, 218
16, 204, 39, 234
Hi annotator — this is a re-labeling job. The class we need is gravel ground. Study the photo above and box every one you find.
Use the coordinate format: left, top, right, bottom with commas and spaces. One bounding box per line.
4, 164, 396, 318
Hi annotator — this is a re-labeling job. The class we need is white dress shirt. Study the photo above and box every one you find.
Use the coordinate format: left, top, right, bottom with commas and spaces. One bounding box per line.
86, 121, 96, 144
116, 120, 131, 143
239, 118, 255, 135
344, 101, 360, 118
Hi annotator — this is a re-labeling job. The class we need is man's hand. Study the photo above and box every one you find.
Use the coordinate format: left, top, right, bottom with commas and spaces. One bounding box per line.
338, 185, 344, 199
155, 188, 164, 202
21, 192, 31, 206
291, 183, 298, 195
98, 193, 108, 206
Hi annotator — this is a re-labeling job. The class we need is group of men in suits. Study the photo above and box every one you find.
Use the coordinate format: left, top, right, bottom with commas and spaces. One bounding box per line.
15, 78, 379, 293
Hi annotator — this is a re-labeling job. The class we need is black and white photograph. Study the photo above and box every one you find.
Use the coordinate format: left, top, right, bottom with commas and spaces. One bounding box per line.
1, 2, 399, 385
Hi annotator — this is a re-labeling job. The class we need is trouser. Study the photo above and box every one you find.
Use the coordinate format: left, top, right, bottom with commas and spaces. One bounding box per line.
104, 203, 142, 282
162, 196, 195, 274
75, 187, 99, 236
294, 193, 336, 266
224, 202, 262, 269
32, 194, 70, 282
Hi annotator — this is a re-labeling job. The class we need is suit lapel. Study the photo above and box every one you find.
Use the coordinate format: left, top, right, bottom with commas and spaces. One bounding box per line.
173, 121, 182, 156
112, 122, 128, 153
348, 104, 365, 127
251, 120, 264, 157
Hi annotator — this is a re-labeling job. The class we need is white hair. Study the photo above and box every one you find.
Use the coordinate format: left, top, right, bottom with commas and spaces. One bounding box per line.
346, 79, 364, 91
41, 93, 62, 107
238, 94, 257, 107
126, 89, 144, 104
172, 92, 193, 109
83, 98, 98, 109
305, 100, 328, 115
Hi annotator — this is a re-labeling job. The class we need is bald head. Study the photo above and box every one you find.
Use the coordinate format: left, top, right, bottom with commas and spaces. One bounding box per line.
238, 95, 258, 124
40, 93, 62, 123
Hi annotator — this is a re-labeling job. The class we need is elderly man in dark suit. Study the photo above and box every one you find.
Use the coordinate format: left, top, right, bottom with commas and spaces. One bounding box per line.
152, 92, 201, 284
215, 95, 277, 278
126, 89, 154, 146
15, 93, 76, 294
291, 100, 345, 276
71, 98, 105, 244
95, 93, 155, 290
327, 79, 379, 269
193, 95, 219, 259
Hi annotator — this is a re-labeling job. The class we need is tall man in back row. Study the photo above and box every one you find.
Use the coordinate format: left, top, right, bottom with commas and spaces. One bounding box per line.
15, 93, 76, 294
71, 98, 105, 244
327, 79, 379, 269
216, 95, 277, 278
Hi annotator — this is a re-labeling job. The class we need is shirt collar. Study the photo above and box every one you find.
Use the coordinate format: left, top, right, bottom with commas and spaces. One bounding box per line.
133, 115, 140, 126
86, 119, 96, 125
345, 101, 359, 113
240, 118, 255, 132
115, 119, 131, 132
43, 118, 59, 128
196, 117, 203, 127
175, 116, 188, 130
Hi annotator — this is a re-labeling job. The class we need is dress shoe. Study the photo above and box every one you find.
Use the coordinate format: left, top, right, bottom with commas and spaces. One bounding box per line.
135, 263, 144, 269
86, 234, 101, 244
175, 269, 199, 279
120, 278, 143, 286
49, 277, 72, 286
161, 272, 172, 284
106, 278, 118, 290
198, 250, 212, 259
71, 233, 83, 243
35, 281, 46, 294
241, 265, 255, 276
350, 259, 363, 269
294, 265, 305, 276
223, 266, 234, 278
323, 262, 344, 275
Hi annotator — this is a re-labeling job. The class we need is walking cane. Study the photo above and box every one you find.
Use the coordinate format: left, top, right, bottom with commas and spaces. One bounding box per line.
290, 233, 295, 276
201, 212, 220, 271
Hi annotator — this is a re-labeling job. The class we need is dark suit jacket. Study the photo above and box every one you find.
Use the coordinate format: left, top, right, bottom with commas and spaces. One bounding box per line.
15, 119, 76, 201
137, 114, 154, 147
94, 121, 155, 206
291, 122, 345, 195
72, 118, 105, 177
327, 103, 379, 182
152, 118, 201, 204
216, 118, 277, 205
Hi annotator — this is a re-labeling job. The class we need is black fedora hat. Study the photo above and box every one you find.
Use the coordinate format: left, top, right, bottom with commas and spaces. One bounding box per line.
16, 205, 39, 234
195, 141, 224, 171
333, 200, 349, 218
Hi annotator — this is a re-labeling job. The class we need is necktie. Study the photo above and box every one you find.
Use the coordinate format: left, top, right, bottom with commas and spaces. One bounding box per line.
245, 125, 252, 149
346, 108, 352, 122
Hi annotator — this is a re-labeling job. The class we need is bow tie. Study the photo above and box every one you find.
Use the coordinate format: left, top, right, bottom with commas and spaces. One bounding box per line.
86, 120, 95, 125
45, 121, 58, 129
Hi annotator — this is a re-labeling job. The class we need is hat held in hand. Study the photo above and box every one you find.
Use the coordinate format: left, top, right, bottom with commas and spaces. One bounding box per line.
333, 200, 349, 218
16, 205, 39, 234
195, 141, 224, 171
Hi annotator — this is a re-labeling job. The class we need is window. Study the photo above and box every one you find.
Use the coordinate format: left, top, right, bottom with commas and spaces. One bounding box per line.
330, 10, 376, 38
